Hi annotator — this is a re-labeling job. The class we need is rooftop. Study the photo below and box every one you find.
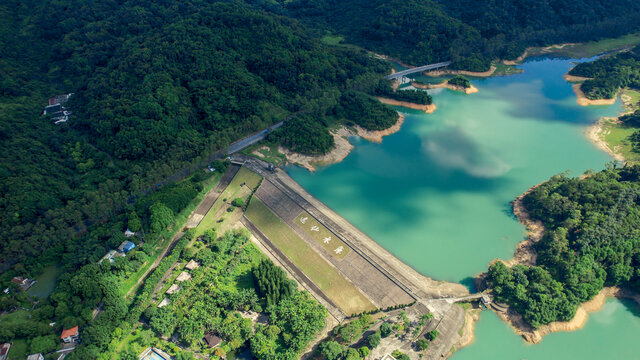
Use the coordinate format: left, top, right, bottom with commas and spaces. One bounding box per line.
61, 326, 79, 339
203, 333, 222, 348
185, 260, 200, 270
175, 271, 192, 282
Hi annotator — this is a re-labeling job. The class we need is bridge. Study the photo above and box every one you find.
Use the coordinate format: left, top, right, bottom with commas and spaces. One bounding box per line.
384, 61, 451, 81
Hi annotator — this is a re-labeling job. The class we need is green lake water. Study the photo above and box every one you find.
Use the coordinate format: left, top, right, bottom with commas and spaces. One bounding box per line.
286, 57, 637, 358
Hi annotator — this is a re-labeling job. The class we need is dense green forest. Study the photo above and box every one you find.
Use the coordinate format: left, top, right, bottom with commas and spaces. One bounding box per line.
569, 47, 640, 99
0, 0, 405, 276
487, 166, 640, 328
284, 0, 640, 70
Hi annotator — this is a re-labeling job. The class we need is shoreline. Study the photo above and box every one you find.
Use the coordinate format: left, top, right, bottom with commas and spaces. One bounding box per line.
278, 127, 355, 172
279, 113, 408, 171
563, 73, 592, 82
423, 65, 496, 78
412, 81, 479, 94
355, 113, 405, 143
376, 97, 437, 113
585, 118, 625, 162
572, 83, 618, 106
488, 182, 638, 343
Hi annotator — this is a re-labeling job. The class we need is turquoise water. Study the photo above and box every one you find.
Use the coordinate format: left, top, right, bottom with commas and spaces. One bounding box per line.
453, 298, 640, 359
288, 57, 621, 284
287, 57, 636, 358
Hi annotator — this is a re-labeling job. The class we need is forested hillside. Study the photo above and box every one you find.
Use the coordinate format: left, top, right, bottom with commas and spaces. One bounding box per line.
569, 46, 640, 99
285, 0, 640, 70
0, 0, 400, 275
487, 166, 640, 327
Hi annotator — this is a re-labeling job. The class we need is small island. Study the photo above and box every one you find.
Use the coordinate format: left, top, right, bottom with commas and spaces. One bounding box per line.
412, 75, 479, 94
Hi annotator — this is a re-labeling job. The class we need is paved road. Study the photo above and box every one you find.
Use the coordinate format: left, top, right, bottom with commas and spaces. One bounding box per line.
226, 121, 283, 154
384, 61, 451, 80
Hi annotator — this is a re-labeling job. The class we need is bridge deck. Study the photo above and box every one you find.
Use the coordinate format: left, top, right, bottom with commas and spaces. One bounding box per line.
384, 61, 451, 80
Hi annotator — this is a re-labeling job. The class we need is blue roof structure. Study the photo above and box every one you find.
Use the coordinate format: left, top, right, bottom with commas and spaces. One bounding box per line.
122, 241, 135, 253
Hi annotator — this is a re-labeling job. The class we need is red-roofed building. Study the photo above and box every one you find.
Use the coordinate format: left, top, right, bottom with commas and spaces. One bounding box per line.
61, 326, 79, 343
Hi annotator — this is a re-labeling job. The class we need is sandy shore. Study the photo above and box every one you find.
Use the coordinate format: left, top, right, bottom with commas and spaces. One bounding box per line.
573, 84, 618, 106
424, 65, 496, 78
278, 127, 355, 172
355, 114, 405, 143
502, 48, 531, 66
279, 113, 408, 171
563, 73, 592, 82
376, 97, 437, 113
456, 309, 480, 349
585, 118, 625, 162
412, 81, 479, 94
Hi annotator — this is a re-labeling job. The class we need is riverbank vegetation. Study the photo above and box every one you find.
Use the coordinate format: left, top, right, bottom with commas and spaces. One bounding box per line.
568, 47, 640, 99
487, 165, 640, 328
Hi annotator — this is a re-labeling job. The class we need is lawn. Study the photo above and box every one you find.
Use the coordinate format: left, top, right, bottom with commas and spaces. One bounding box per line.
242, 142, 287, 166
7, 338, 27, 360
245, 198, 375, 314
601, 118, 640, 163
194, 167, 263, 238
623, 89, 640, 108
294, 212, 350, 260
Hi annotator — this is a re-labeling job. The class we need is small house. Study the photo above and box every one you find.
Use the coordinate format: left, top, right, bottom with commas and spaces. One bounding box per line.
27, 354, 45, 360
124, 229, 135, 237
185, 260, 200, 270
48, 93, 73, 106
175, 271, 191, 282
118, 241, 135, 253
11, 276, 35, 291
61, 326, 79, 343
99, 250, 117, 264
0, 343, 11, 360
203, 333, 222, 348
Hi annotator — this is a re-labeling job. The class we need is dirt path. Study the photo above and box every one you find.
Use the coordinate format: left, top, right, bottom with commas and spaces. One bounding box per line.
126, 230, 184, 298
125, 165, 240, 298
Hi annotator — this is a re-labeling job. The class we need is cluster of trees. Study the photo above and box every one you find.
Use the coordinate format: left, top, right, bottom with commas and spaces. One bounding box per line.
317, 314, 373, 360
252, 260, 296, 307
487, 165, 640, 327
569, 47, 640, 99
448, 76, 471, 89
336, 91, 399, 131
284, 0, 640, 69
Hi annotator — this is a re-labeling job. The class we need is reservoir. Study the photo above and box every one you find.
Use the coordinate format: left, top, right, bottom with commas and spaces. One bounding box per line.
288, 57, 620, 283
287, 57, 634, 358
